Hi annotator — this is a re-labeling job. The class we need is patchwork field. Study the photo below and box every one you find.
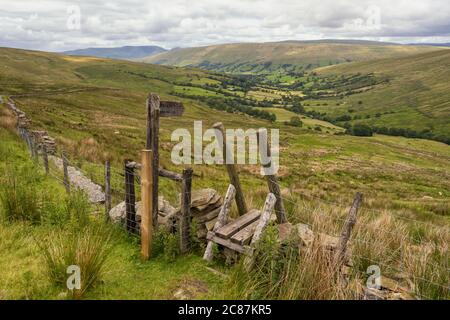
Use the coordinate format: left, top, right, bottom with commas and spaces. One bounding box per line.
310, 50, 450, 139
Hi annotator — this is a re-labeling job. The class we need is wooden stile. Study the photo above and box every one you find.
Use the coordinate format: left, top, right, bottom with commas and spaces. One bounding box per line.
250, 193, 276, 245
203, 184, 236, 261
215, 209, 260, 239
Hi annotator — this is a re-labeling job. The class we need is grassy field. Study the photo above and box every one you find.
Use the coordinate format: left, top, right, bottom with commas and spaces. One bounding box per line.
310, 50, 450, 138
0, 47, 449, 299
254, 107, 344, 133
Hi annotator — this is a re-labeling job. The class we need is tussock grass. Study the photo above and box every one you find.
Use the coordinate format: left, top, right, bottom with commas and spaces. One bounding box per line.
40, 222, 114, 299
0, 167, 42, 224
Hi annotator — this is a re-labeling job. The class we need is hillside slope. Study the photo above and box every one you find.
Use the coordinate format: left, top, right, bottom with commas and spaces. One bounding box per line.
63, 45, 167, 60
0, 47, 449, 300
311, 49, 450, 139
142, 40, 442, 73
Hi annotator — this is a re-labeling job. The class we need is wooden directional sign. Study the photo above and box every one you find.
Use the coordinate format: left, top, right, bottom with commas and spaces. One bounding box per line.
160, 100, 184, 117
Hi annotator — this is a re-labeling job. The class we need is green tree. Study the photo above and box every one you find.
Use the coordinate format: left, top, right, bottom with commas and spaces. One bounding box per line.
289, 116, 303, 127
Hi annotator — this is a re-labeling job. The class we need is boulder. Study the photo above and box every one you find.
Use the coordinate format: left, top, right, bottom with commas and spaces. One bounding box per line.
108, 196, 176, 223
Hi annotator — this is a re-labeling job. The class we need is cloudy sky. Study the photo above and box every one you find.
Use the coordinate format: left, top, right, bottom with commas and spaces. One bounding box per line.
0, 0, 449, 51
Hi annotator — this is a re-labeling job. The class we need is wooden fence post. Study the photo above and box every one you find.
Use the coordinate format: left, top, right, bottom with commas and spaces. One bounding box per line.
251, 193, 276, 245
179, 167, 193, 253
124, 160, 137, 233
104, 160, 111, 221
24, 131, 32, 155
146, 93, 160, 228
141, 149, 154, 260
244, 192, 277, 270
43, 145, 49, 175
257, 129, 287, 224
30, 135, 37, 161
335, 192, 363, 268
203, 184, 236, 261
62, 151, 70, 194
213, 122, 248, 216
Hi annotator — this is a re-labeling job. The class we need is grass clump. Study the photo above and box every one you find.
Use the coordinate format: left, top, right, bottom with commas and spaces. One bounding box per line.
153, 226, 181, 262
0, 167, 42, 224
40, 222, 114, 299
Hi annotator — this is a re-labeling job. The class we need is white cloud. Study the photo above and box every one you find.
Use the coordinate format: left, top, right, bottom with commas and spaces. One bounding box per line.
0, 0, 449, 51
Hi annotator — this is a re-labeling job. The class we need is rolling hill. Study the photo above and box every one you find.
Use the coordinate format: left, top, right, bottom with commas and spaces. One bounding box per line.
141, 40, 443, 73
63, 45, 167, 60
310, 49, 450, 140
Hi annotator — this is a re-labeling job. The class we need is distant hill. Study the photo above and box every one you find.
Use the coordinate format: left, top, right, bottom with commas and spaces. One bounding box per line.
409, 43, 450, 47
63, 45, 167, 60
141, 40, 442, 73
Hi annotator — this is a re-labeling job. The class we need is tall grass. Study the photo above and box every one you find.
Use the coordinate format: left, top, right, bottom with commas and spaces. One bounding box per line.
63, 190, 91, 227
225, 225, 359, 300
224, 195, 449, 300
0, 106, 17, 132
0, 168, 42, 224
39, 189, 113, 299
40, 222, 114, 299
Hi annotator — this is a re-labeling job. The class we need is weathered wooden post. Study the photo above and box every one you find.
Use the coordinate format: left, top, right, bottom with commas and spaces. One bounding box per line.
30, 135, 38, 161
180, 168, 193, 253
104, 160, 112, 221
335, 192, 363, 268
213, 122, 248, 216
203, 184, 236, 261
146, 94, 160, 228
42, 145, 49, 175
141, 94, 185, 255
24, 131, 32, 155
62, 151, 70, 194
141, 150, 154, 260
257, 129, 287, 224
244, 192, 277, 270
124, 160, 137, 233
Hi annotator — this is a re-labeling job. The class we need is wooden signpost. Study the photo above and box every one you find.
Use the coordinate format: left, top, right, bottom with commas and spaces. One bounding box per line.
140, 93, 187, 261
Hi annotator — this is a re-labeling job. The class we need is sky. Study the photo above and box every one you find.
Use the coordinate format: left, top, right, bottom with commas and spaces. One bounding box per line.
0, 0, 449, 52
